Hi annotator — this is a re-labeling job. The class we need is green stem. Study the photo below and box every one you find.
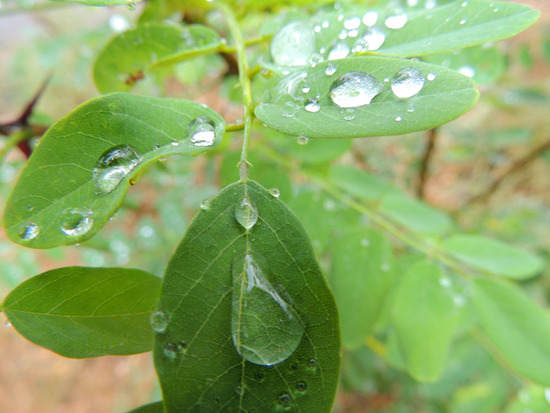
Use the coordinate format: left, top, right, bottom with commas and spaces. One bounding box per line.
0, 129, 33, 165
217, 2, 253, 181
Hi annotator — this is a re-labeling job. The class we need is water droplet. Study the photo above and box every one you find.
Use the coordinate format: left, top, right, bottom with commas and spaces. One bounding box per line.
271, 22, 315, 66
200, 198, 211, 211
235, 195, 258, 230
301, 86, 310, 93
461, 0, 468, 6
297, 136, 309, 145
277, 392, 293, 408
544, 387, 550, 404
407, 103, 415, 113
163, 342, 178, 359
126, 0, 136, 11
313, 24, 321, 33
25, 205, 33, 212
321, 20, 330, 29
458, 66, 475, 77
343, 108, 355, 121
295, 380, 308, 394
427, 72, 437, 81
459, 18, 467, 25
231, 254, 304, 366
362, 11, 378, 27
357, 27, 385, 51
329, 71, 383, 108
306, 358, 318, 371
347, 29, 359, 38
269, 188, 280, 198
453, 294, 466, 307
425, 0, 437, 9
150, 311, 169, 333
189, 116, 216, 147
328, 41, 350, 60
408, 0, 419, 6
308, 53, 323, 67
439, 276, 452, 288
395, 116, 402, 122
18, 222, 39, 241
93, 145, 142, 196
391, 67, 424, 98
385, 13, 408, 29
325, 63, 337, 76
282, 101, 298, 118
60, 207, 93, 237
305, 97, 321, 113
344, 16, 361, 30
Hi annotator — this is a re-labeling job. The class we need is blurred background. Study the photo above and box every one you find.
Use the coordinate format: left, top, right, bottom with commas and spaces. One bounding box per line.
0, 0, 549, 411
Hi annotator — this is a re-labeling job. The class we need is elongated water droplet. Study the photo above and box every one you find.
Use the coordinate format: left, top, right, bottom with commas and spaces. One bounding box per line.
325, 63, 337, 76
328, 41, 350, 60
235, 195, 258, 230
271, 22, 315, 66
362, 11, 378, 27
330, 71, 383, 108
189, 116, 216, 147
232, 254, 304, 366
19, 222, 39, 241
93, 145, 142, 196
385, 13, 408, 29
60, 207, 93, 237
391, 67, 424, 98
150, 310, 168, 333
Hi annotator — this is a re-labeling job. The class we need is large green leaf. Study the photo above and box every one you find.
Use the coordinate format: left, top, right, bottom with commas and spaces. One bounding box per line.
153, 180, 340, 412
51, 0, 128, 5
3, 93, 224, 249
391, 260, 459, 381
255, 56, 478, 138
329, 227, 394, 348
94, 23, 222, 93
472, 277, 550, 386
1, 267, 161, 358
442, 234, 543, 280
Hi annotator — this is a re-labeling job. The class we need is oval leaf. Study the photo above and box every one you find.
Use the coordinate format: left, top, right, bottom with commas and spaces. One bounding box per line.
330, 227, 394, 348
1, 266, 161, 358
94, 23, 222, 93
442, 234, 543, 280
472, 277, 550, 386
153, 180, 340, 412
255, 56, 478, 138
3, 92, 224, 249
391, 260, 460, 381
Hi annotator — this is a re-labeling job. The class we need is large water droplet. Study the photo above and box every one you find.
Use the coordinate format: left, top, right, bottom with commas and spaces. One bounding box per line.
385, 13, 408, 29
329, 71, 383, 108
150, 311, 169, 333
391, 67, 424, 98
344, 16, 361, 30
93, 145, 142, 196
271, 22, 316, 66
231, 254, 304, 366
362, 11, 378, 27
356, 27, 385, 51
235, 195, 258, 230
189, 116, 216, 147
327, 41, 350, 60
60, 207, 93, 237
19, 222, 39, 241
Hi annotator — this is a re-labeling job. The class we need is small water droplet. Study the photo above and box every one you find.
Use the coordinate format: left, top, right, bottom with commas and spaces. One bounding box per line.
150, 311, 169, 333
458, 66, 475, 77
344, 16, 361, 30
234, 385, 245, 396
427, 72, 437, 81
362, 11, 378, 27
391, 67, 424, 98
25, 205, 34, 212
330, 71, 383, 108
439, 276, 452, 288
19, 222, 39, 241
282, 101, 298, 118
544, 387, 550, 404
297, 135, 309, 145
407, 103, 415, 112
328, 41, 350, 60
163, 342, 178, 359
425, 0, 437, 9
277, 392, 293, 408
321, 20, 330, 28
314, 24, 321, 33
200, 198, 211, 211
461, 0, 468, 6
301, 86, 310, 93
385, 13, 408, 29
306, 358, 318, 371
325, 63, 337, 76
395, 116, 402, 122
453, 294, 466, 307
459, 18, 467, 25
305, 97, 321, 113
60, 207, 93, 237
271, 22, 315, 66
269, 188, 280, 198
189, 116, 216, 147
308, 53, 323, 67
93, 145, 142, 196
343, 108, 355, 121
235, 195, 258, 230
295, 380, 308, 394
357, 27, 385, 51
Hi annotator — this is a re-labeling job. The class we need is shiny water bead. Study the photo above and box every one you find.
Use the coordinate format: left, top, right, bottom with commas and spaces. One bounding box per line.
391, 67, 425, 98
330, 71, 383, 108
93, 145, 142, 195
188, 116, 216, 147
60, 207, 94, 237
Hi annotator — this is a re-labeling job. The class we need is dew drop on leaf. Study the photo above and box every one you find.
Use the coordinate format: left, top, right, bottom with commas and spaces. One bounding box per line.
327, 41, 350, 60
329, 71, 383, 108
297, 135, 309, 145
93, 145, 142, 196
362, 11, 378, 27
269, 188, 280, 198
231, 254, 304, 366
343, 108, 356, 121
357, 27, 385, 51
343, 16, 361, 30
271, 22, 315, 67
188, 116, 216, 147
295, 380, 308, 395
325, 63, 337, 76
427, 72, 437, 81
391, 67, 425, 98
385, 13, 408, 29
458, 65, 475, 77
60, 207, 94, 237
235, 195, 258, 230
18, 222, 39, 241
276, 392, 294, 409
395, 116, 402, 121
150, 310, 169, 333
200, 198, 211, 211
304, 97, 321, 113
163, 342, 178, 359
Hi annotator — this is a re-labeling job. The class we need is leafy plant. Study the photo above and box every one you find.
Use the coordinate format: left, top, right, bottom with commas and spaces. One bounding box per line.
0, 0, 546, 412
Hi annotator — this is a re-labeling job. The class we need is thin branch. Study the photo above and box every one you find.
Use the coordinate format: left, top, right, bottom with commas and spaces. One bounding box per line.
416, 127, 438, 199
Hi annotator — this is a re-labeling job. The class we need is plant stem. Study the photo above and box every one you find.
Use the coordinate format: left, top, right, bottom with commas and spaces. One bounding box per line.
217, 2, 253, 181
416, 127, 438, 199
0, 129, 33, 165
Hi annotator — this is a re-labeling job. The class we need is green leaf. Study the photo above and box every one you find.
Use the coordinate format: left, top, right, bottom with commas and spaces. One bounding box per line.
379, 194, 453, 237
3, 92, 224, 249
1, 266, 161, 358
94, 23, 222, 93
329, 165, 400, 202
255, 56, 478, 138
442, 234, 543, 280
126, 401, 164, 413
472, 277, 550, 386
329, 227, 394, 348
391, 260, 459, 381
503, 386, 550, 413
153, 180, 340, 412
51, 0, 128, 5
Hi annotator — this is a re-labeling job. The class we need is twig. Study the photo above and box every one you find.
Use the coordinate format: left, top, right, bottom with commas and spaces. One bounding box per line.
416, 127, 438, 199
